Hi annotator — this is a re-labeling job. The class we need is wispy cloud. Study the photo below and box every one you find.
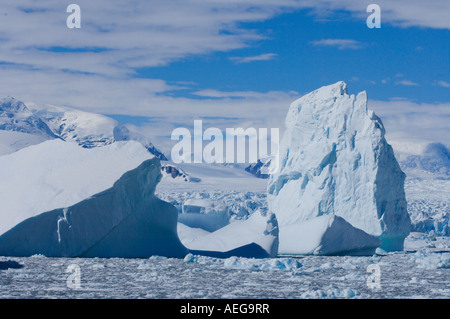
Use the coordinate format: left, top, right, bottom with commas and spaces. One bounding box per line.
437, 80, 450, 88
0, 1, 293, 76
311, 39, 363, 50
307, 0, 450, 29
396, 80, 420, 86
229, 53, 278, 64
191, 89, 296, 100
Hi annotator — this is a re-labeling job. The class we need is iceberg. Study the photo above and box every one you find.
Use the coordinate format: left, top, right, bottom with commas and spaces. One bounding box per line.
0, 157, 187, 258
181, 209, 279, 258
268, 81, 411, 253
0, 139, 153, 236
279, 215, 381, 256
0, 139, 187, 257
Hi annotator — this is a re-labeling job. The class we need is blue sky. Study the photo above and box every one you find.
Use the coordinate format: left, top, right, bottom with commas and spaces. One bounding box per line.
0, 0, 448, 153
138, 9, 449, 104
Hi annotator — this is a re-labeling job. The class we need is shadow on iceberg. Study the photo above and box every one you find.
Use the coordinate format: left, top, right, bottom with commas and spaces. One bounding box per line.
0, 158, 188, 258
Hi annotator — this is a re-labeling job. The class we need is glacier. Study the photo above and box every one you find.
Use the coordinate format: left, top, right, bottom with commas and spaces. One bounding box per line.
268, 81, 411, 253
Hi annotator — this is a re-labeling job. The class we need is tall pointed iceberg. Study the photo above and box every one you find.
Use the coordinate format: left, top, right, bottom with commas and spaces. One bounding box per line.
268, 82, 410, 253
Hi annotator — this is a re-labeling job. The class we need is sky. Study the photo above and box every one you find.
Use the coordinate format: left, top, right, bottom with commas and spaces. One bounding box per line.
0, 0, 449, 155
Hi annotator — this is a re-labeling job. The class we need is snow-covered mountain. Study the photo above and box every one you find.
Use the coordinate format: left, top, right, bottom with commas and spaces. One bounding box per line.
0, 97, 57, 139
401, 143, 449, 179
28, 101, 167, 160
0, 97, 166, 160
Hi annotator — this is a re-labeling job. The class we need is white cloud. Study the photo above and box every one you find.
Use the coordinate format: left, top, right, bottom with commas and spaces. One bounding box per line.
0, 1, 299, 76
229, 53, 278, 64
311, 39, 364, 50
119, 89, 298, 154
395, 80, 420, 86
369, 99, 450, 147
305, 0, 450, 29
192, 89, 296, 99
437, 80, 450, 88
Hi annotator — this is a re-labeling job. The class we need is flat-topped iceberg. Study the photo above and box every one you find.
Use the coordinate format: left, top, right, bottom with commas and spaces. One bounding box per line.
268, 82, 411, 254
0, 139, 187, 257
0, 139, 153, 236
0, 157, 188, 257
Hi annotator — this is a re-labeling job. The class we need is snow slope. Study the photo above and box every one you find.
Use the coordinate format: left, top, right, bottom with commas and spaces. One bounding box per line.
0, 139, 153, 236
268, 81, 411, 252
0, 158, 187, 258
0, 130, 50, 156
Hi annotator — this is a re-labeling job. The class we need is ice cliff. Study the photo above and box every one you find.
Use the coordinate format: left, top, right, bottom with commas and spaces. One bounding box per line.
268, 81, 411, 253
